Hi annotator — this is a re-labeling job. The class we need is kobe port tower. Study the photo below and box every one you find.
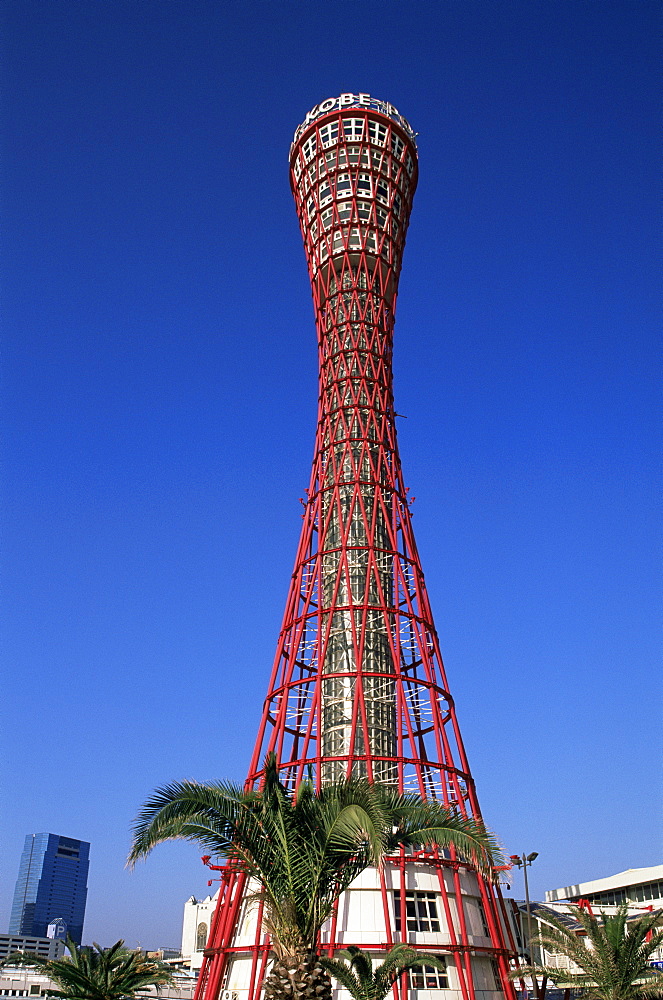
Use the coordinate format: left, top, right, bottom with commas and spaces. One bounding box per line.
194, 93, 518, 1000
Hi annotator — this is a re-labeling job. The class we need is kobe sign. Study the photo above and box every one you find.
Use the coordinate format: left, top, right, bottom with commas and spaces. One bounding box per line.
293, 93, 416, 144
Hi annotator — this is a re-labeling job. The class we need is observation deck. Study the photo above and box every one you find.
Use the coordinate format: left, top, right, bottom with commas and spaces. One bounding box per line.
290, 93, 418, 296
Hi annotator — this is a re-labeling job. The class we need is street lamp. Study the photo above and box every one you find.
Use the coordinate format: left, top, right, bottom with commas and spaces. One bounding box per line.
510, 852, 539, 963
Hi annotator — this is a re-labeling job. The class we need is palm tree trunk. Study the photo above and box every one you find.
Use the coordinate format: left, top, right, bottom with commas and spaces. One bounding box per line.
263, 953, 332, 1000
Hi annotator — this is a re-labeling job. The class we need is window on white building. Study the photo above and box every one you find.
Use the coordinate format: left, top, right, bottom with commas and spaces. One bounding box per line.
408, 957, 448, 990
394, 889, 441, 933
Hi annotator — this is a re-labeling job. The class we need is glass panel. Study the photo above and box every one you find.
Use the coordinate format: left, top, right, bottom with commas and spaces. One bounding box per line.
357, 173, 372, 196
368, 121, 387, 146
376, 179, 389, 204
344, 117, 364, 140
390, 133, 404, 159
320, 122, 339, 147
303, 136, 317, 161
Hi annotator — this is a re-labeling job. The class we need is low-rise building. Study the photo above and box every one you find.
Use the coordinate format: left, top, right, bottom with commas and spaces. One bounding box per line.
181, 892, 219, 975
0, 937, 64, 963
0, 966, 57, 997
0, 963, 195, 1000
545, 865, 663, 909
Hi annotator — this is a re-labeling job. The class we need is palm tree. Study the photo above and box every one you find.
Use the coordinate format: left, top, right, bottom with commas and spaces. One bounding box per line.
510, 903, 663, 1000
1, 937, 175, 1000
320, 944, 447, 1000
129, 754, 503, 1000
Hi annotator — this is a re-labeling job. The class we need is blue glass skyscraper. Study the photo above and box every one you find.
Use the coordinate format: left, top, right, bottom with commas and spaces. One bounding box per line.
9, 834, 89, 945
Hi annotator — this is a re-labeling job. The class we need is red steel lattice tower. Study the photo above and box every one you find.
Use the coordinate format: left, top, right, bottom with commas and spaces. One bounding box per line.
195, 93, 518, 1000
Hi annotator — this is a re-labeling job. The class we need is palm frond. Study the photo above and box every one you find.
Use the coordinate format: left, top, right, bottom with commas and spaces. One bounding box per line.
129, 756, 504, 963
2, 939, 174, 1000
319, 953, 367, 1000
376, 945, 446, 981
511, 905, 663, 1000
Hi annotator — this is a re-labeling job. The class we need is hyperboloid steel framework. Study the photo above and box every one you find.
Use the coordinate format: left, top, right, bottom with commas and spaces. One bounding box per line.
195, 93, 518, 1000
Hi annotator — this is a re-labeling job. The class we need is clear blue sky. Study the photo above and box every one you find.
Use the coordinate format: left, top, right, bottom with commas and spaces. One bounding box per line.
2, 0, 659, 950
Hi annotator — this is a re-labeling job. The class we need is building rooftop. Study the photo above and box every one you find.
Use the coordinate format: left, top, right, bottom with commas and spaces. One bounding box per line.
546, 864, 663, 902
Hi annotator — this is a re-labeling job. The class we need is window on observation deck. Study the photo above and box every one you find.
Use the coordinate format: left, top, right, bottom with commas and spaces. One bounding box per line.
293, 158, 302, 180
393, 193, 402, 217
321, 207, 333, 230
337, 202, 351, 223
302, 135, 317, 162
307, 198, 315, 219
319, 180, 332, 205
343, 117, 364, 140
368, 121, 387, 146
357, 202, 371, 222
336, 173, 351, 197
376, 206, 387, 229
390, 133, 404, 160
357, 173, 372, 196
319, 122, 339, 147
347, 146, 370, 167
376, 178, 389, 204
405, 151, 414, 176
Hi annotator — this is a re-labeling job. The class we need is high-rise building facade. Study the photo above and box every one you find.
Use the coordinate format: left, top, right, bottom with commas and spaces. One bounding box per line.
9, 833, 89, 945
194, 94, 517, 1000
